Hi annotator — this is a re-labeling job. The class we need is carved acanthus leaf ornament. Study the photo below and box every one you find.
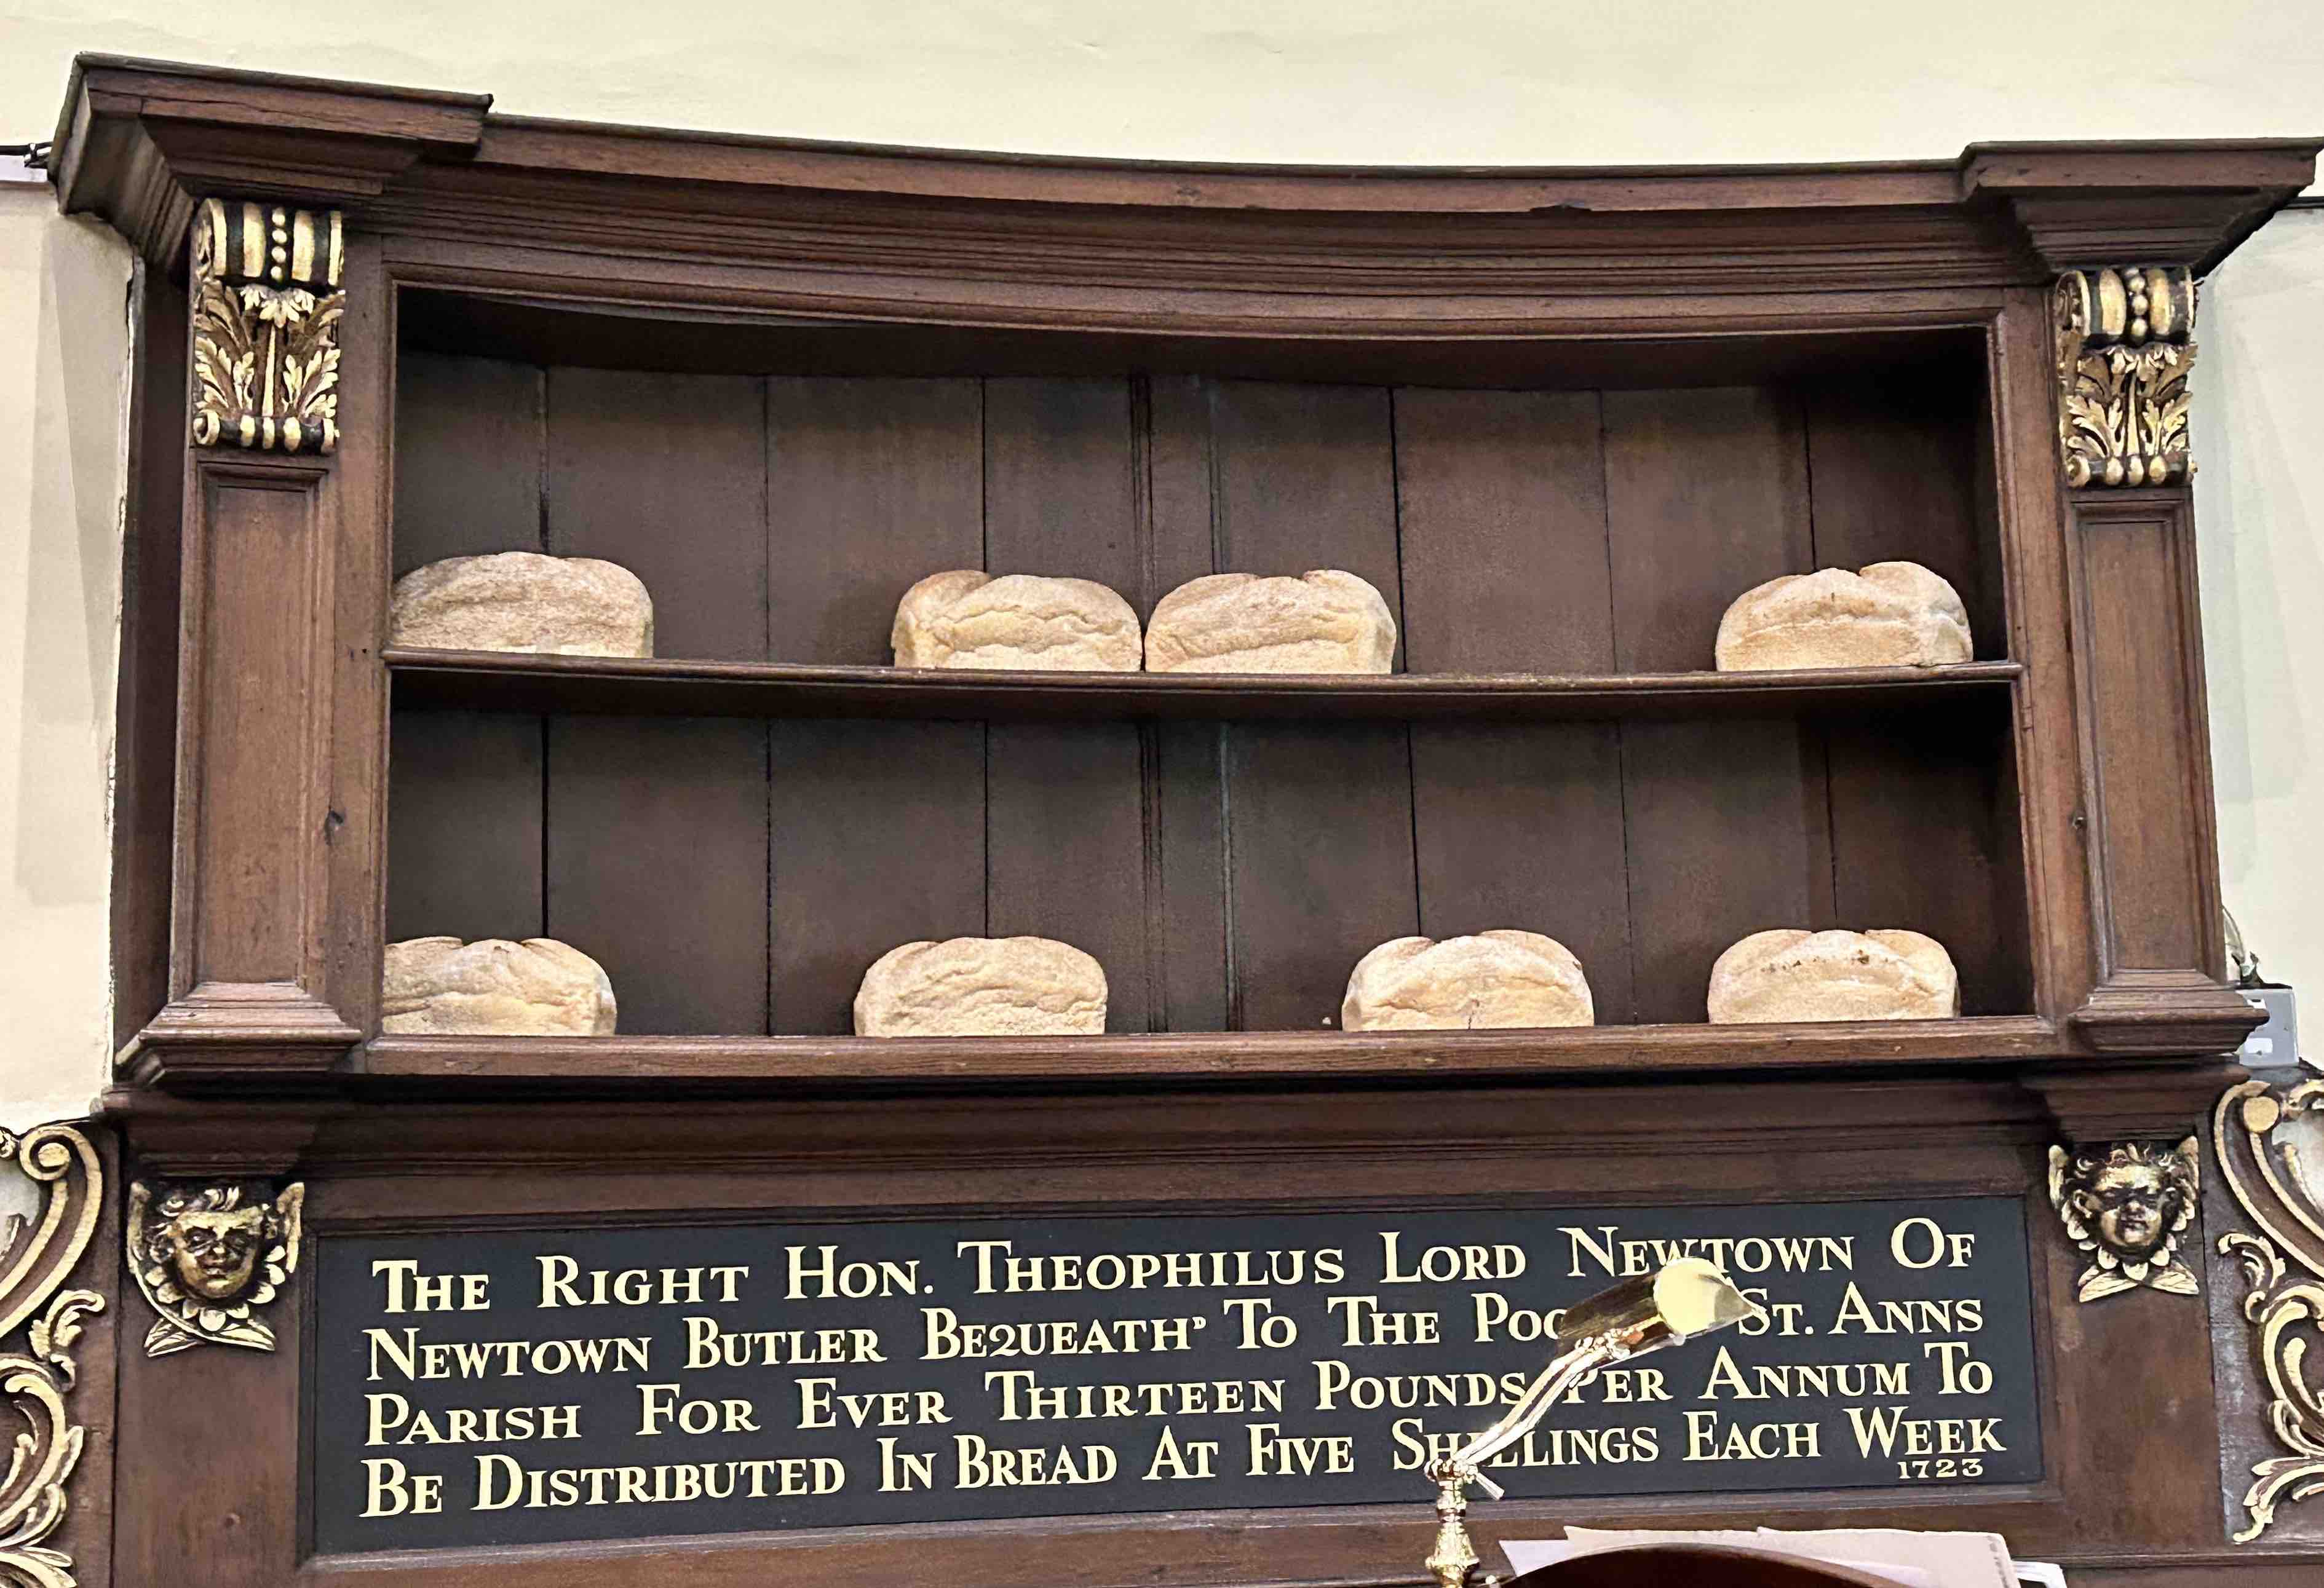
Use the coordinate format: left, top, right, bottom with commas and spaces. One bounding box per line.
2053, 264, 2195, 488
0, 1124, 105, 1588
190, 197, 344, 455
2215, 1079, 2324, 1543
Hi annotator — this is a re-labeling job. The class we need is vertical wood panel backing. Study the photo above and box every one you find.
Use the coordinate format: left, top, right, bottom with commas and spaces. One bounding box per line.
1209, 382, 1414, 1029
767, 377, 982, 665
1620, 720, 1825, 1022
1822, 703, 2030, 1015
547, 716, 769, 1034
1605, 389, 1822, 1021
1409, 723, 1635, 1021
1807, 375, 2025, 1011
1393, 389, 1611, 673
768, 722, 986, 1033
1395, 388, 1633, 1021
549, 368, 767, 660
2075, 497, 2210, 971
547, 369, 769, 1033
387, 349, 549, 980
386, 709, 544, 945
392, 352, 544, 574
186, 468, 323, 987
1208, 381, 1406, 653
1604, 387, 1812, 674
1144, 377, 1230, 1029
378, 358, 2033, 1040
767, 377, 986, 1032
982, 378, 1150, 1029
1803, 376, 1994, 650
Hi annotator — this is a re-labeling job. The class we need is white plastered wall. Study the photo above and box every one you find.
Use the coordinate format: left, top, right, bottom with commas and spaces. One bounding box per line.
2194, 209, 2324, 1004
0, 183, 131, 1128
0, 3, 2319, 1123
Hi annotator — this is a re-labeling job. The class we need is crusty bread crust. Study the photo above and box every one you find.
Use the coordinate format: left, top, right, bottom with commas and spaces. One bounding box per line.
383, 936, 619, 1035
855, 936, 1108, 1037
391, 552, 654, 657
1707, 928, 1959, 1023
1145, 570, 1396, 674
892, 571, 1143, 671
1715, 561, 1971, 671
1342, 930, 1593, 1030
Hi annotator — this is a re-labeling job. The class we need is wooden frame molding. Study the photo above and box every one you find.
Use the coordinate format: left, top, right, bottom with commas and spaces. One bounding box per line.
2061, 487, 2258, 1055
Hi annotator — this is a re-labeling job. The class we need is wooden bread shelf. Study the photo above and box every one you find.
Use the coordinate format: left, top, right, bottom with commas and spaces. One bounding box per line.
385, 647, 2025, 722
60, 52, 2314, 1585
362, 1015, 2058, 1084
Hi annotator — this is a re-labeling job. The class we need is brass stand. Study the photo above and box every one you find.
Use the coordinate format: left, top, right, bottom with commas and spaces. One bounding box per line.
1415, 1259, 1761, 1587
1426, 1459, 1490, 1588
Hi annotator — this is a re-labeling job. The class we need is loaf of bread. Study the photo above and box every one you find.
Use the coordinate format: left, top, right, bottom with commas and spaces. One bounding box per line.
1707, 928, 1959, 1023
1342, 931, 1594, 1031
383, 936, 618, 1035
1714, 561, 1970, 671
855, 936, 1108, 1037
389, 553, 653, 657
1144, 571, 1396, 674
892, 571, 1143, 671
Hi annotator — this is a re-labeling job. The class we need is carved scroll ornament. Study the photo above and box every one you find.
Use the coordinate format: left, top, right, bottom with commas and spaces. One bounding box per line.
2216, 1078, 2324, 1542
2053, 264, 2195, 488
190, 197, 344, 455
2047, 1137, 2200, 1302
129, 1179, 304, 1356
0, 1124, 105, 1588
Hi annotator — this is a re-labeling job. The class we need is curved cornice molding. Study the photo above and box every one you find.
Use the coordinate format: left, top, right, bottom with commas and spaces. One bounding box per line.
46, 57, 2318, 315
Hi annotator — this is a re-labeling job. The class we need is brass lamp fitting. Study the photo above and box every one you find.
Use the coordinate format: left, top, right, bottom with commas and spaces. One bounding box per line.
1422, 1257, 1764, 1588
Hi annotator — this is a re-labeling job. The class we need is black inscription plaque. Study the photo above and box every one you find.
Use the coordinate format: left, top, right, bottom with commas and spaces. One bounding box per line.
312, 1197, 2040, 1552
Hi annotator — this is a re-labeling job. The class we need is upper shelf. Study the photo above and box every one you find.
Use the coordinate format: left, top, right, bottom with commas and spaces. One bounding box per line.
385, 647, 2024, 722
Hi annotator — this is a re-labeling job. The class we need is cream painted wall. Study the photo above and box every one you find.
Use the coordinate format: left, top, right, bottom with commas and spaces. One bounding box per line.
0, 186, 130, 1128
3, 2, 2324, 167
0, 6, 2319, 1124
2195, 208, 2324, 1003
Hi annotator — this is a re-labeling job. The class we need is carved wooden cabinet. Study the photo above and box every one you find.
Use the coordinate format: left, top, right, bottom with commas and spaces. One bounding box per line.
30, 52, 2324, 1588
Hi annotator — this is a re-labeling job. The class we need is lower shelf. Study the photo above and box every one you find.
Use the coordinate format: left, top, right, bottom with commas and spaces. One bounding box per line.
362, 1016, 2057, 1084
385, 647, 2024, 721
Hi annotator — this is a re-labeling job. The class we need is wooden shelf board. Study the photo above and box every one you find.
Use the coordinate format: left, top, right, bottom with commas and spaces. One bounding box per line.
362, 1016, 2058, 1083
386, 649, 2024, 722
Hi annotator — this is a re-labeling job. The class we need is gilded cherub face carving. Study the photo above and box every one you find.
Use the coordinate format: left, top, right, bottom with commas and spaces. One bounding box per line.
2048, 1138, 2200, 1303
162, 1203, 270, 1300
129, 1179, 304, 1355
2076, 1159, 2177, 1258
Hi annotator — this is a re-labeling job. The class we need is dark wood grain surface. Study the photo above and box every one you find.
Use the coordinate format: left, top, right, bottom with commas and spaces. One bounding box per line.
387, 648, 2026, 720
387, 364, 2031, 1037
